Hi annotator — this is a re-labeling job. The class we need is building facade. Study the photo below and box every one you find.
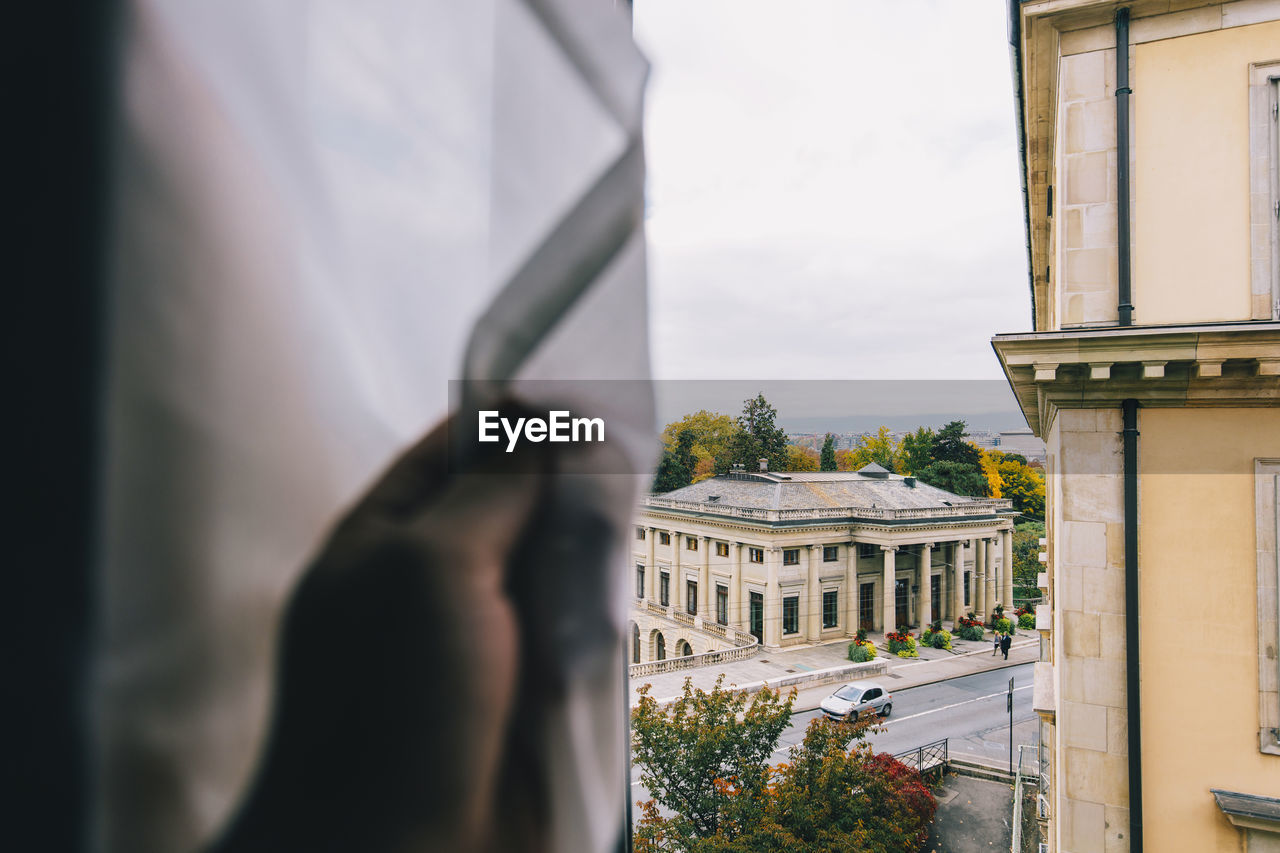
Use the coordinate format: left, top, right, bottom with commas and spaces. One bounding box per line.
629, 466, 1017, 663
995, 2, 1280, 851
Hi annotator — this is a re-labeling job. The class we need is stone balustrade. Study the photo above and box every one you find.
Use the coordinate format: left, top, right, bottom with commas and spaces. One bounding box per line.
644, 496, 1013, 522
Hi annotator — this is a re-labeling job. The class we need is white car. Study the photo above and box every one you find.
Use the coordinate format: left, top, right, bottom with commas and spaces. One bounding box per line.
819, 680, 892, 721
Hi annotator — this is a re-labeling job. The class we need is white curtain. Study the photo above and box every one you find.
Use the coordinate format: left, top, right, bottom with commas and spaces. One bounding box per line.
96, 1, 651, 849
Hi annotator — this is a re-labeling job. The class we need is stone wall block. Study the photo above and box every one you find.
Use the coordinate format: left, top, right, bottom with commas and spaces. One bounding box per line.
1063, 50, 1106, 101
1083, 565, 1124, 615
1064, 699, 1109, 751
1067, 151, 1109, 205
1062, 473, 1123, 524
1103, 804, 1130, 852
1063, 795, 1106, 852
1064, 610, 1101, 658
1062, 521, 1107, 568
1082, 658, 1126, 708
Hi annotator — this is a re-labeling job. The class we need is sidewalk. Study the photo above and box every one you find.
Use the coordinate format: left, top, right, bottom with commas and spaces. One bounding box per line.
630, 631, 1037, 711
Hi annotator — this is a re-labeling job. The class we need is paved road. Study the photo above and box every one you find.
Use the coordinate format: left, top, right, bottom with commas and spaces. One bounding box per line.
630, 662, 1037, 809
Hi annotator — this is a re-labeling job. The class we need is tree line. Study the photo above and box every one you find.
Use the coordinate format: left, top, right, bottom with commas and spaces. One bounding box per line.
652, 394, 1044, 521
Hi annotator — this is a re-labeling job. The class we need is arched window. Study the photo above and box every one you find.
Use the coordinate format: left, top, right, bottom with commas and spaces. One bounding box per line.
656, 633, 666, 660
631, 622, 640, 664
678, 639, 693, 657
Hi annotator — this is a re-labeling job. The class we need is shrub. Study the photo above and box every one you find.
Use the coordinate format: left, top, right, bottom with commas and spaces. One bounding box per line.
886, 630, 918, 658
849, 639, 877, 663
926, 627, 952, 650
994, 616, 1014, 635
955, 614, 985, 642
1018, 612, 1036, 630
855, 627, 868, 643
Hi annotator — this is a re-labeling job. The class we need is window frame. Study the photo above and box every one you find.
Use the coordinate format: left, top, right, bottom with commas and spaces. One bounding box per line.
749, 547, 764, 563
822, 589, 839, 629
660, 571, 670, 607
715, 541, 729, 557
1256, 459, 1280, 756
686, 580, 698, 615
782, 595, 799, 635
636, 526, 645, 541
635, 564, 645, 599
686, 536, 698, 551
658, 531, 671, 546
822, 545, 839, 562
716, 584, 728, 625
858, 543, 877, 560
782, 548, 799, 566
1247, 63, 1280, 320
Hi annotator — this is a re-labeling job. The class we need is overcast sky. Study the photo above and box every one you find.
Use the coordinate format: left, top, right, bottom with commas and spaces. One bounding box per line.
632, 0, 1030, 383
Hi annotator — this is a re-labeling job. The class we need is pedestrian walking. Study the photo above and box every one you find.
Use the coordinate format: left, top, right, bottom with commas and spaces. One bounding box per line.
1000, 633, 1012, 660
993, 632, 1001, 656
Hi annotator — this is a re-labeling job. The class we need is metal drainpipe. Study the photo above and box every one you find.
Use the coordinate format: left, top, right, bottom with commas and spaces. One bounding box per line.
1116, 8, 1134, 326
1122, 399, 1142, 852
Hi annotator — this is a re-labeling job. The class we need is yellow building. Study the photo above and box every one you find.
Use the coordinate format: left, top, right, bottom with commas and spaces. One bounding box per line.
994, 2, 1280, 851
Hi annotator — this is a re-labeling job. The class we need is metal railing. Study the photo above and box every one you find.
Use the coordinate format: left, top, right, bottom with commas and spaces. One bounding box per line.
1011, 744, 1039, 853
892, 737, 949, 778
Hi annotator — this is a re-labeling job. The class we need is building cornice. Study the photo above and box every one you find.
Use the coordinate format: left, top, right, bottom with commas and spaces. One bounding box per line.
992, 322, 1280, 434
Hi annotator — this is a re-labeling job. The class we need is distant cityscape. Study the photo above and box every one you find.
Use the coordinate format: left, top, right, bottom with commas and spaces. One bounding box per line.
787, 427, 1045, 462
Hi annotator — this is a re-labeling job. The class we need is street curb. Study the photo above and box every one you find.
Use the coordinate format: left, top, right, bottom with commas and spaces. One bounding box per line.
642, 658, 888, 708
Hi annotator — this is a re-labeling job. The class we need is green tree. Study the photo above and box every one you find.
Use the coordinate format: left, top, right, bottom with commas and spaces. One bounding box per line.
933, 420, 982, 467
1013, 520, 1046, 602
634, 697, 936, 853
898, 426, 936, 475
916, 458, 990, 496
662, 411, 741, 482
729, 394, 790, 472
653, 430, 697, 493
844, 426, 901, 472
631, 677, 795, 840
819, 433, 837, 471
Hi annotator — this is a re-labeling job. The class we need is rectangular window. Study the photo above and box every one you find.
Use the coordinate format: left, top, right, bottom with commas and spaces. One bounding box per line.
686, 537, 698, 551
782, 548, 799, 565
659, 532, 671, 546
636, 527, 645, 541
858, 543, 877, 559
749, 547, 764, 563
782, 595, 799, 634
715, 542, 729, 557
822, 545, 839, 562
716, 584, 728, 625
660, 571, 670, 606
686, 581, 698, 615
749, 592, 764, 642
635, 565, 645, 599
822, 589, 838, 628
964, 570, 971, 607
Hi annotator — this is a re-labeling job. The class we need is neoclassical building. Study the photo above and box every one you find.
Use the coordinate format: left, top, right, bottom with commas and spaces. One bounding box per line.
629, 464, 1018, 662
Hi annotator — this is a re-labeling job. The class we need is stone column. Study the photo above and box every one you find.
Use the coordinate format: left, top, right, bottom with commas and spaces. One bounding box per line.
699, 535, 711, 620
881, 545, 897, 634
645, 526, 657, 601
764, 547, 781, 647
805, 545, 821, 641
671, 530, 683, 612
919, 542, 933, 629
972, 536, 985, 619
952, 540, 965, 621
984, 538, 998, 617
729, 542, 743, 629
1002, 528, 1015, 612
844, 539, 857, 636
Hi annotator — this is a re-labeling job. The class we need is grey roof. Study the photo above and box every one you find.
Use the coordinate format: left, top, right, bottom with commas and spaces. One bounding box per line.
655, 470, 983, 512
